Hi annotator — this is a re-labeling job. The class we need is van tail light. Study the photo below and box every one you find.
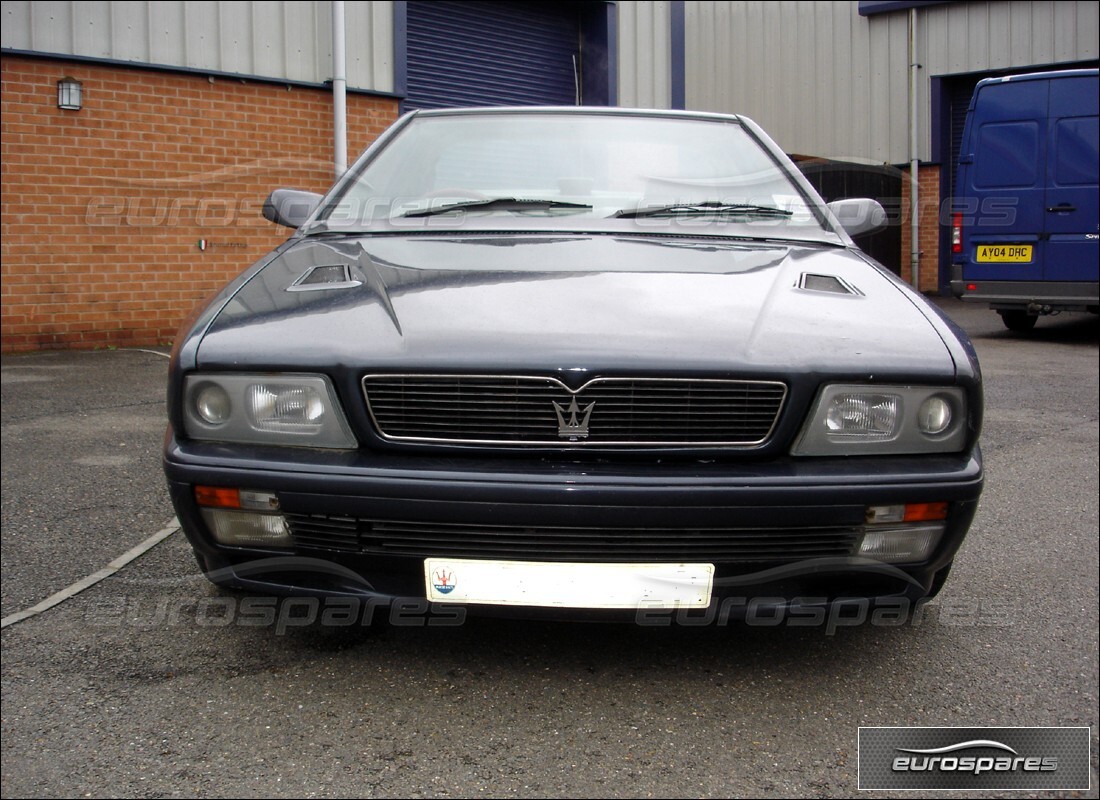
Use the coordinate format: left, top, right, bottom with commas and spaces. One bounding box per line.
952, 213, 963, 254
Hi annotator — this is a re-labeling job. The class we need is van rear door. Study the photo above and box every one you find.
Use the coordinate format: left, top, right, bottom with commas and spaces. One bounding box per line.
1044, 74, 1100, 283
962, 78, 1047, 283
953, 69, 1099, 322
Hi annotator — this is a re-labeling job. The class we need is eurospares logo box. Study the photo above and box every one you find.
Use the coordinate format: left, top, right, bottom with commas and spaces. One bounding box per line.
858, 727, 1090, 791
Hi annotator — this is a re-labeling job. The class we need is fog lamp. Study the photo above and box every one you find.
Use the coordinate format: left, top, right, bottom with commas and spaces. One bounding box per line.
200, 508, 292, 548
857, 523, 943, 563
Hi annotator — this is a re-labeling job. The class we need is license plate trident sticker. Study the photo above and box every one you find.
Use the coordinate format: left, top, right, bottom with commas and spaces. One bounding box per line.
424, 558, 714, 609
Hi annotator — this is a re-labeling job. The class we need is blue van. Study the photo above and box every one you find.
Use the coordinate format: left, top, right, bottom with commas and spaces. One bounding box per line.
951, 69, 1099, 331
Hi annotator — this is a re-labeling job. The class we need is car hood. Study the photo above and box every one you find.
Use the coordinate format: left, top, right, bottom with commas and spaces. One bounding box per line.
197, 234, 955, 379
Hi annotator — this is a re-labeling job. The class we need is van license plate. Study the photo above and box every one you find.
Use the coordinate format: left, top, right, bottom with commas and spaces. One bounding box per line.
976, 245, 1033, 263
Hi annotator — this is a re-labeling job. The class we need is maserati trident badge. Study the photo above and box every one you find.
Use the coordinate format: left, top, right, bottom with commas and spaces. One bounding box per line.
553, 396, 595, 439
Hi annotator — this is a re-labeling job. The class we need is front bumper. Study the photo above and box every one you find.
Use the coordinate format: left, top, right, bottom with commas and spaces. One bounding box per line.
164, 435, 983, 616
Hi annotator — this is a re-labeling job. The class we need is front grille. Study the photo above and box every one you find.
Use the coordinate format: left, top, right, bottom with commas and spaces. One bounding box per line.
284, 513, 860, 563
362, 375, 787, 446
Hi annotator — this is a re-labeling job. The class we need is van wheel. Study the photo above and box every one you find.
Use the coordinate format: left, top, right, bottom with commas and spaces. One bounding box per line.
999, 310, 1038, 332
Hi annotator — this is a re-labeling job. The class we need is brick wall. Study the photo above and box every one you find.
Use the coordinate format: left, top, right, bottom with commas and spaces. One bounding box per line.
897, 165, 943, 294
1, 55, 399, 352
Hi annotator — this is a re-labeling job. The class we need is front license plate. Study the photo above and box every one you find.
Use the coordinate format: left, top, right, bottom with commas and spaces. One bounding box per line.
976, 244, 1033, 263
424, 558, 714, 609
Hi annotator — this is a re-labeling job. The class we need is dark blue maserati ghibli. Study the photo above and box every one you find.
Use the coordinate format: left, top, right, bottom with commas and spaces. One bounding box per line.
163, 107, 982, 623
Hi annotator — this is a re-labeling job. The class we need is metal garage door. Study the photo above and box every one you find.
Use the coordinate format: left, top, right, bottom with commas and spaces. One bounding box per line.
404, 0, 581, 110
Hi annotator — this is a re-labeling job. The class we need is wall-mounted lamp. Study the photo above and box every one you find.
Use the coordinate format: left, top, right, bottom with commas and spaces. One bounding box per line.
57, 77, 83, 110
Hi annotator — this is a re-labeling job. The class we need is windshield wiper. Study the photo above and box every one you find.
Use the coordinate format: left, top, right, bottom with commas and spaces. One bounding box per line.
612, 201, 794, 220
402, 197, 593, 218
302, 226, 371, 236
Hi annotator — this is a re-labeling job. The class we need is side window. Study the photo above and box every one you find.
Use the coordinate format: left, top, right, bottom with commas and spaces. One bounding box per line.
1052, 116, 1099, 187
974, 121, 1040, 189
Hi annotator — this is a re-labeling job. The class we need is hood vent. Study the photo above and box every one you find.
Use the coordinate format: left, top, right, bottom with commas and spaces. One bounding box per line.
799, 273, 860, 295
287, 264, 362, 292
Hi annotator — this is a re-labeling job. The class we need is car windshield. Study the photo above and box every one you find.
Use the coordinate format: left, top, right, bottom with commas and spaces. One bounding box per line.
313, 112, 832, 238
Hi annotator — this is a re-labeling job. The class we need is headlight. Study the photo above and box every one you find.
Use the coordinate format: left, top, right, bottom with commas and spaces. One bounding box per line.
246, 383, 326, 433
917, 395, 953, 435
825, 392, 900, 438
792, 384, 967, 455
195, 383, 232, 425
183, 374, 356, 448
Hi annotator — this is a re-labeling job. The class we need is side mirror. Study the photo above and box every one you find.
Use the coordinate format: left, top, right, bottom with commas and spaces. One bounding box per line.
262, 189, 323, 229
826, 198, 887, 237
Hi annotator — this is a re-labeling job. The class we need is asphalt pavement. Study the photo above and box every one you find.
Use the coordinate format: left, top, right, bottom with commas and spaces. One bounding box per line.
1, 299, 1097, 798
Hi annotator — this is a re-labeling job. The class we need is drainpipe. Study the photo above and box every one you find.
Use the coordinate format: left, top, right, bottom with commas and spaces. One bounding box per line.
909, 7, 920, 290
333, 0, 348, 179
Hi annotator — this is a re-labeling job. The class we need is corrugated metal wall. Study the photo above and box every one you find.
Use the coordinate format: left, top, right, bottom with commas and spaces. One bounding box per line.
684, 0, 1100, 164
618, 0, 672, 109
920, 1, 1098, 75
0, 0, 394, 93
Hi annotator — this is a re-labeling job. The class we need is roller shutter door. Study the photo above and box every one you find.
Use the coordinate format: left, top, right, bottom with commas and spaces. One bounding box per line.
405, 0, 580, 110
